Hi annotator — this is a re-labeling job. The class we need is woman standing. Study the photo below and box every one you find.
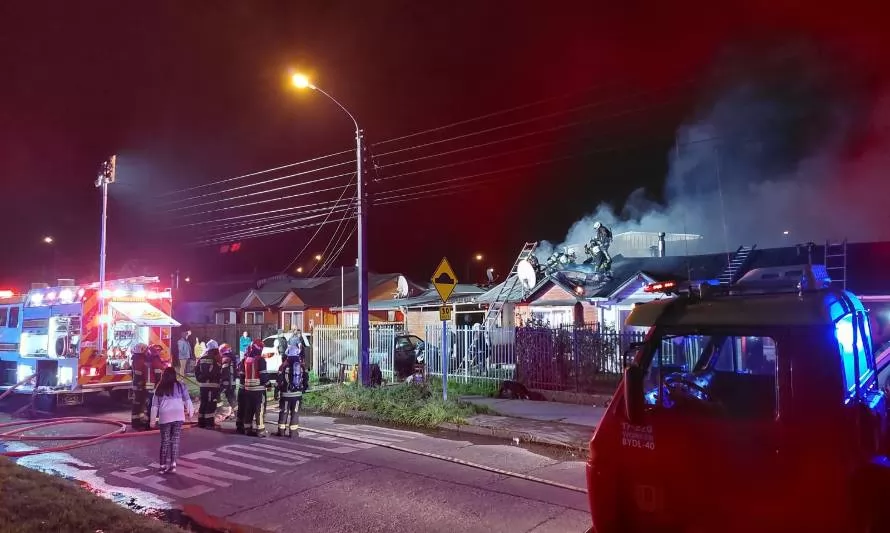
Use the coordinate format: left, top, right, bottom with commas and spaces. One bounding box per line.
150, 366, 194, 473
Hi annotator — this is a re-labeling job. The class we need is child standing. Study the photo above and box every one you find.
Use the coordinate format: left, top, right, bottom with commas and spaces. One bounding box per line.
150, 366, 194, 474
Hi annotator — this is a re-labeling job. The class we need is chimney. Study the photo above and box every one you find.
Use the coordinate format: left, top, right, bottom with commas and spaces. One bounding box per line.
657, 232, 666, 258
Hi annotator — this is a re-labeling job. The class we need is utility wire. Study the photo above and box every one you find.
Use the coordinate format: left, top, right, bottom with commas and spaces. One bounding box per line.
310, 202, 357, 277
158, 149, 353, 198
166, 197, 351, 230
281, 177, 357, 274
314, 223, 357, 277
165, 170, 354, 213
201, 207, 356, 243
172, 182, 355, 220
161, 158, 355, 207
193, 214, 358, 246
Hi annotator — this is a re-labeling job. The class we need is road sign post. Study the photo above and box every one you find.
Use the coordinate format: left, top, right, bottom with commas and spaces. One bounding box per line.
431, 257, 458, 402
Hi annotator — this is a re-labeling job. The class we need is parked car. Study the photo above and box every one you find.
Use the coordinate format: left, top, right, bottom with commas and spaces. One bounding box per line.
261, 332, 312, 379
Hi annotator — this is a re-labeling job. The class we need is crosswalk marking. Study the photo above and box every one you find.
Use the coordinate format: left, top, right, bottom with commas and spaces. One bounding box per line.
217, 444, 295, 465
181, 450, 275, 473
110, 466, 214, 498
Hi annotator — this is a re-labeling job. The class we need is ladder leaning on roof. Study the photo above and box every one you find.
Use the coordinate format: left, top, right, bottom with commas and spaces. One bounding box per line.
824, 239, 847, 291
482, 242, 538, 329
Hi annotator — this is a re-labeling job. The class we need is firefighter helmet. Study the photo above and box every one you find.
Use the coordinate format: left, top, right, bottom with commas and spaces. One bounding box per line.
131, 343, 148, 355
147, 344, 164, 358
593, 221, 602, 230
206, 339, 219, 352
219, 343, 233, 356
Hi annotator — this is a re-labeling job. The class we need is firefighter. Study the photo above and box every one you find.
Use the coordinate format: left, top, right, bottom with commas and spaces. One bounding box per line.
218, 343, 237, 421
130, 343, 150, 431
588, 221, 613, 273
147, 344, 166, 388
237, 340, 267, 437
275, 355, 307, 437
195, 340, 222, 428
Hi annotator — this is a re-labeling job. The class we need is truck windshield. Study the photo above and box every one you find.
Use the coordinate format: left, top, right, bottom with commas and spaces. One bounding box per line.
642, 333, 778, 419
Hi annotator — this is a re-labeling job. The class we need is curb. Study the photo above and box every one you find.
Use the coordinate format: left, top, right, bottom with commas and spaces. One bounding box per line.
302, 408, 589, 453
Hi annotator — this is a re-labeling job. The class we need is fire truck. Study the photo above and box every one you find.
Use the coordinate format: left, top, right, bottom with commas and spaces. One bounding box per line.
586, 263, 890, 533
0, 276, 179, 406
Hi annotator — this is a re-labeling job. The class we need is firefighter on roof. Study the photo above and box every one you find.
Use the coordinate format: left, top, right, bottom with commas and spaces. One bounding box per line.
585, 221, 613, 274
130, 343, 150, 430
195, 339, 222, 428
276, 355, 307, 437
218, 343, 237, 421
237, 340, 268, 437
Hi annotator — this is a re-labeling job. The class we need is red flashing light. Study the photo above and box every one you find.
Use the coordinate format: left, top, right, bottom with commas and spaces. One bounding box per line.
644, 280, 677, 293
230, 242, 241, 252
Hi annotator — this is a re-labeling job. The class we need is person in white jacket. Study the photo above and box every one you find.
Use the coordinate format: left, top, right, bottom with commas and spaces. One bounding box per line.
150, 366, 194, 474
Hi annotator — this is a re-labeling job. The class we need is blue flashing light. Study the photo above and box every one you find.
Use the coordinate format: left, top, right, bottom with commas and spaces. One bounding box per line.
835, 315, 855, 354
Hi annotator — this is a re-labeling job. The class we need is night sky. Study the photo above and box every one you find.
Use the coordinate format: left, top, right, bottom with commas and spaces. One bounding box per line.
1, 1, 888, 289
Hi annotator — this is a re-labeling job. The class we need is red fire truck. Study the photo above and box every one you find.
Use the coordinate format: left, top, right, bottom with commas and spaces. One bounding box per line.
0, 276, 179, 406
586, 264, 890, 533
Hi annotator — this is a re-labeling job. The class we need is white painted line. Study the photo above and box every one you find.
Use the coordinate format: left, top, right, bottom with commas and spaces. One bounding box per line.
252, 442, 320, 459
216, 445, 295, 465
110, 466, 214, 498
181, 450, 276, 473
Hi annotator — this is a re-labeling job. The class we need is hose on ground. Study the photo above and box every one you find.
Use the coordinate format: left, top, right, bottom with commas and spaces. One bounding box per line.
0, 374, 36, 403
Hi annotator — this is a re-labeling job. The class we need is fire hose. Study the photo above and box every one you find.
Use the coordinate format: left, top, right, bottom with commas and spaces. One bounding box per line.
0, 371, 201, 458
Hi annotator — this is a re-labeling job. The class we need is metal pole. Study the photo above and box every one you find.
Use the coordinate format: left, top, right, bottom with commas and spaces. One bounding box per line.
442, 319, 448, 401
357, 128, 370, 387
97, 180, 108, 356
340, 265, 344, 327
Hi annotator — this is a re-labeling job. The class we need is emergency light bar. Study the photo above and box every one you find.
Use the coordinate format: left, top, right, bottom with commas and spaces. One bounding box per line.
0, 290, 15, 299
644, 281, 677, 293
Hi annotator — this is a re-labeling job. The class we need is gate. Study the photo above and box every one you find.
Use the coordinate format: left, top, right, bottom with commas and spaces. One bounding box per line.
423, 325, 516, 384
312, 325, 398, 383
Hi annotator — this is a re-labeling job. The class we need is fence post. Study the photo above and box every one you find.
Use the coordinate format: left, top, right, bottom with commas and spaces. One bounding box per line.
573, 324, 580, 393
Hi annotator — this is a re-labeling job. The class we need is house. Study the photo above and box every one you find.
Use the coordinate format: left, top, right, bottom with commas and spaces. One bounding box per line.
210, 269, 426, 332
336, 284, 487, 337
480, 240, 890, 336
173, 275, 261, 326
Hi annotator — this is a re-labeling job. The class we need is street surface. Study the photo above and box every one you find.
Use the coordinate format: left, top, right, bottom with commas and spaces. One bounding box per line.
1, 402, 590, 533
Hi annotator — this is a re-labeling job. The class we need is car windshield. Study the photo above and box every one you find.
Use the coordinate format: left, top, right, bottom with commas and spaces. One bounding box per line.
263, 337, 276, 348
642, 332, 779, 419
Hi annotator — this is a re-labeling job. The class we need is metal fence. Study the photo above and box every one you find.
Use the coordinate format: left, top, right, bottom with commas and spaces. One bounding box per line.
423, 325, 516, 384
312, 325, 399, 382
514, 325, 646, 392
311, 322, 645, 392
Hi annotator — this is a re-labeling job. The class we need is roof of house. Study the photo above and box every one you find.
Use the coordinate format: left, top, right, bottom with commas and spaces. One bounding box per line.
335, 284, 487, 311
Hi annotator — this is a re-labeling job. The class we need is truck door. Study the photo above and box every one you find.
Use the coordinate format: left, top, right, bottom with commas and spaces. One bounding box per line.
622, 332, 783, 531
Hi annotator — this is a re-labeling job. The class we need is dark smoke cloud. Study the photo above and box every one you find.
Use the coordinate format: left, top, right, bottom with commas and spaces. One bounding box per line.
538, 41, 890, 260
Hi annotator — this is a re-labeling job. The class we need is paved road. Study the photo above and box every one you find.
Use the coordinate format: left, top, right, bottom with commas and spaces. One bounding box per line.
2, 407, 591, 533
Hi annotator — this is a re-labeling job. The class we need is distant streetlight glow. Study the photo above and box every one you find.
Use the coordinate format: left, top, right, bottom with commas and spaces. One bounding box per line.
291, 73, 314, 90
43, 236, 54, 244
296, 266, 304, 274
783, 230, 789, 235
184, 277, 191, 283
475, 253, 483, 261
314, 254, 323, 261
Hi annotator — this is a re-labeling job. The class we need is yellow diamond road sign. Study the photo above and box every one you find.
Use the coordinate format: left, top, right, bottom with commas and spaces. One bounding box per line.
431, 257, 458, 303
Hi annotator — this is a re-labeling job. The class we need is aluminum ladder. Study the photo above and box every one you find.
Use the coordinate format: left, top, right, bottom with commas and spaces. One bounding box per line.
717, 245, 757, 286
824, 239, 847, 290
482, 242, 538, 328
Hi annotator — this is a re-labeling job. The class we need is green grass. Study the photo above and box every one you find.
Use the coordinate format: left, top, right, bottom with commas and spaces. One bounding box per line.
0, 457, 183, 533
303, 382, 491, 428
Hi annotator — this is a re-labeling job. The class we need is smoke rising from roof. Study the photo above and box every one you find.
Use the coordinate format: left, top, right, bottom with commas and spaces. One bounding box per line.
538, 41, 890, 261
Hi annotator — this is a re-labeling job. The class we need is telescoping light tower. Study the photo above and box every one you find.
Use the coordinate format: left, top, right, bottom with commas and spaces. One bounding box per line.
95, 155, 116, 355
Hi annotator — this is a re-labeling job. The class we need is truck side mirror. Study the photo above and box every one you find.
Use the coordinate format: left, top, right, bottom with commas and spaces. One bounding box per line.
624, 364, 645, 424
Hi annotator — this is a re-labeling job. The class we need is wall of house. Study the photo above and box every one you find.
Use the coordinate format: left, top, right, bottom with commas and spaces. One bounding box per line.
239, 309, 280, 327
406, 308, 441, 337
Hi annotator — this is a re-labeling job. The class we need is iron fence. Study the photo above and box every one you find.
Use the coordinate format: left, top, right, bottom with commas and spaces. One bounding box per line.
312, 325, 398, 382
423, 325, 516, 384
514, 325, 646, 392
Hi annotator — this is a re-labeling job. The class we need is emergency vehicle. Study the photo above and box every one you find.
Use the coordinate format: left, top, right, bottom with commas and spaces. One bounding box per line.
586, 263, 890, 533
0, 276, 179, 406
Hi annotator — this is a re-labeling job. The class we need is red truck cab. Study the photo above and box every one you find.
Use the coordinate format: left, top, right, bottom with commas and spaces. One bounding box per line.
586, 264, 890, 533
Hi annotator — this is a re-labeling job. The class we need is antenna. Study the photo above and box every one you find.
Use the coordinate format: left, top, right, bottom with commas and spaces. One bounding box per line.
516, 259, 537, 290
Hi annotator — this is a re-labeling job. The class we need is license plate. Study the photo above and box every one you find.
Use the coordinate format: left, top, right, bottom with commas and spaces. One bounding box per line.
57, 393, 84, 406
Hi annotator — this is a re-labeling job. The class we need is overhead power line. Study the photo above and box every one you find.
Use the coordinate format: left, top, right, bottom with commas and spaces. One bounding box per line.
172, 182, 356, 220
193, 213, 358, 246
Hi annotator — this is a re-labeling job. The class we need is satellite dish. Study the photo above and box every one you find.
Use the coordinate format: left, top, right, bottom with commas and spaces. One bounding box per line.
517, 260, 537, 290
396, 275, 409, 298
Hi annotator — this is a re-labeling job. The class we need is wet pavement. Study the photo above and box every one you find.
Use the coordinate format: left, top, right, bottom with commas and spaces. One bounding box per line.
1, 397, 591, 533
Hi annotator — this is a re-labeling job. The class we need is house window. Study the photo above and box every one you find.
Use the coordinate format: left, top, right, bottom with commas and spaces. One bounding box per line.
342, 312, 358, 327
214, 311, 227, 325
529, 306, 574, 327
282, 311, 303, 331
244, 311, 264, 325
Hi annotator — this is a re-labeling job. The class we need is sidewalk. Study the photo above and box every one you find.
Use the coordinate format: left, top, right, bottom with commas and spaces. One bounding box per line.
438, 397, 605, 452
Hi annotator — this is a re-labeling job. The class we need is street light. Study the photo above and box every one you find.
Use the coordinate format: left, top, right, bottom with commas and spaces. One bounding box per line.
314, 254, 323, 261
43, 236, 54, 244
291, 71, 370, 386
467, 253, 484, 281
296, 266, 304, 274
95, 154, 117, 357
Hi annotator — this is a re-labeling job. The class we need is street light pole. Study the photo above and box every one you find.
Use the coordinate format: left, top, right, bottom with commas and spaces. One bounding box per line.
292, 74, 370, 386
95, 155, 116, 357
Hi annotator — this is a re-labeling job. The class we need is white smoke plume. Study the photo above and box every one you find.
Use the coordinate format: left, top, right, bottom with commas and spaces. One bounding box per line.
538, 43, 890, 261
